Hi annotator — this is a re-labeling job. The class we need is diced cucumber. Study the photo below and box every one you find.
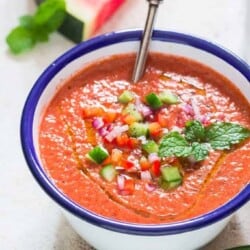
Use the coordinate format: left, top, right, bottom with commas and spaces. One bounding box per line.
161, 166, 182, 182
123, 103, 142, 122
86, 146, 109, 164
142, 140, 159, 153
128, 122, 148, 137
145, 93, 163, 109
168, 179, 182, 188
118, 90, 134, 104
100, 164, 117, 182
159, 177, 182, 190
159, 90, 180, 104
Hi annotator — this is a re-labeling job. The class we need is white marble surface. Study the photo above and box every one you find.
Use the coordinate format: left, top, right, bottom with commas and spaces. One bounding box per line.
0, 0, 249, 249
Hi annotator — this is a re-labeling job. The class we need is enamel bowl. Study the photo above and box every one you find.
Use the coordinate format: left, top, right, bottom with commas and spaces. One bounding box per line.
21, 30, 250, 250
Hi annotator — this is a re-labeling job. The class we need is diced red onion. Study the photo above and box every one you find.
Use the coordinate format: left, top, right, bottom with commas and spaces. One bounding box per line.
182, 103, 194, 116
135, 97, 152, 117
117, 175, 125, 190
140, 170, 152, 181
145, 183, 157, 192
200, 115, 210, 125
106, 123, 114, 132
135, 97, 142, 109
141, 105, 153, 117
105, 125, 129, 142
148, 153, 160, 163
115, 166, 125, 171
92, 117, 104, 129
191, 98, 201, 120
98, 126, 108, 136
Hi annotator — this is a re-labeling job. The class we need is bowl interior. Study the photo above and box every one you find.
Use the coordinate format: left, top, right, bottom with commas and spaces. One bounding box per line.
22, 30, 250, 235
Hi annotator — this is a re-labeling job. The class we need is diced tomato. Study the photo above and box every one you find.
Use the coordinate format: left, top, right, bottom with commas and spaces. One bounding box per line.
148, 122, 162, 137
102, 156, 112, 165
176, 111, 189, 128
127, 137, 139, 148
111, 149, 123, 163
122, 159, 135, 170
122, 114, 137, 125
82, 107, 105, 118
151, 160, 161, 176
157, 109, 169, 127
140, 156, 151, 170
118, 178, 135, 195
116, 133, 129, 147
103, 112, 117, 123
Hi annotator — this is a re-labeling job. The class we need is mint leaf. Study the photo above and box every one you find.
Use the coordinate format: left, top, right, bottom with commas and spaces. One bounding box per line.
206, 122, 250, 150
19, 15, 35, 29
191, 142, 210, 161
185, 120, 205, 142
159, 132, 192, 158
19, 15, 49, 42
34, 0, 66, 32
6, 27, 36, 54
6, 0, 66, 54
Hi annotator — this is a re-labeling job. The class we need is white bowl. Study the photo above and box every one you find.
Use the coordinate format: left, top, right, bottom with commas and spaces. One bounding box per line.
21, 30, 250, 250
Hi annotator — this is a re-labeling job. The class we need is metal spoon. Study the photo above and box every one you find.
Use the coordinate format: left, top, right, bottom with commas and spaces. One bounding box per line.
132, 0, 163, 83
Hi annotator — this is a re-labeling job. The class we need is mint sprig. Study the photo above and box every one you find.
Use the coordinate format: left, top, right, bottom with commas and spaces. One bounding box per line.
159, 120, 250, 161
6, 0, 66, 54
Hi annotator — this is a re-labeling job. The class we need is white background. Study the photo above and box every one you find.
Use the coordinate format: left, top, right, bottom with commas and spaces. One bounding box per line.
0, 0, 249, 249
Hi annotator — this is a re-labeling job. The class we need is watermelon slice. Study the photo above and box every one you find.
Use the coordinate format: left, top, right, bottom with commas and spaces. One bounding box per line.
35, 0, 125, 43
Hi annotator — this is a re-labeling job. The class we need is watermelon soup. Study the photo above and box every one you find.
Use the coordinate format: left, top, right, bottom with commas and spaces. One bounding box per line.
39, 53, 250, 224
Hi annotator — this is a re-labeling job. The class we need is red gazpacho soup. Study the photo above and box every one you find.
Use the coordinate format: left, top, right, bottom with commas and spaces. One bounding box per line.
39, 53, 250, 224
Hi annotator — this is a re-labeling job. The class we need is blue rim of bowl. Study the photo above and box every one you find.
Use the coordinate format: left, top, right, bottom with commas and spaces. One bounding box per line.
21, 30, 250, 236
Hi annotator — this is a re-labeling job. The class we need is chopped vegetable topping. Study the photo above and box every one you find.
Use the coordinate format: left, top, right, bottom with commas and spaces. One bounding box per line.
159, 166, 182, 189
161, 166, 182, 182
159, 90, 180, 104
117, 177, 135, 195
83, 89, 250, 195
140, 170, 152, 181
129, 122, 149, 137
105, 125, 129, 142
100, 164, 117, 182
148, 122, 162, 137
123, 103, 143, 122
142, 140, 159, 154
139, 156, 151, 170
111, 149, 122, 163
159, 177, 182, 190
86, 146, 109, 164
118, 90, 134, 104
145, 93, 163, 109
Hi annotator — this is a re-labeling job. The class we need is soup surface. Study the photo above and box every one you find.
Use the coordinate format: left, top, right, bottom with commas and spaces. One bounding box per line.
39, 53, 250, 224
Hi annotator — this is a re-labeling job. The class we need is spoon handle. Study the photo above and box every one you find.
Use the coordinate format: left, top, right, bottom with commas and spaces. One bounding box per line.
132, 0, 163, 83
